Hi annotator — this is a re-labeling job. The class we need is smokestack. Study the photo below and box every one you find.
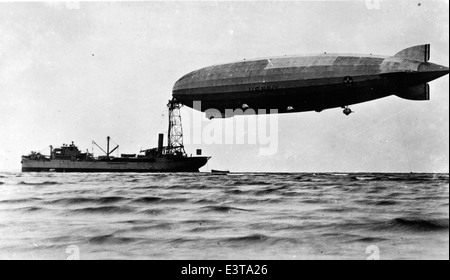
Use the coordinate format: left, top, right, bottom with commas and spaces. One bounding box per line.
158, 134, 164, 155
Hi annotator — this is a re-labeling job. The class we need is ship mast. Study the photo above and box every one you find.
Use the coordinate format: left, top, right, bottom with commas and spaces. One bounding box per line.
166, 99, 186, 156
92, 136, 119, 158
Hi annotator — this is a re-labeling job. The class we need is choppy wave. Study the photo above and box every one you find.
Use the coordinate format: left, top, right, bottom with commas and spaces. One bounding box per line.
0, 198, 43, 204
351, 237, 389, 243
381, 218, 449, 232
87, 234, 142, 245
18, 181, 61, 186
70, 206, 134, 214
200, 205, 254, 212
19, 206, 46, 212
224, 234, 270, 243
132, 196, 163, 203
138, 208, 165, 215
0, 172, 448, 259
97, 196, 127, 204
50, 197, 98, 205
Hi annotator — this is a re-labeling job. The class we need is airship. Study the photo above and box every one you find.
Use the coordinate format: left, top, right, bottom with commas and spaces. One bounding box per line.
172, 44, 449, 118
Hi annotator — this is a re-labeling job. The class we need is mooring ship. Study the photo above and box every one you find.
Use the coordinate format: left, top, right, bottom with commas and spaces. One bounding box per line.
21, 100, 210, 172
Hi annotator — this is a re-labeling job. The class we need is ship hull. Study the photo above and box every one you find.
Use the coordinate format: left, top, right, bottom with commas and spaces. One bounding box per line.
21, 157, 210, 173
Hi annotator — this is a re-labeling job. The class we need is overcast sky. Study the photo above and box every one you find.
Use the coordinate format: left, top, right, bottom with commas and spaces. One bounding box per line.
0, 0, 448, 172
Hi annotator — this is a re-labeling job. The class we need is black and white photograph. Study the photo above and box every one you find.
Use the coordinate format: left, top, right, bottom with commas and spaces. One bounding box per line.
0, 0, 448, 263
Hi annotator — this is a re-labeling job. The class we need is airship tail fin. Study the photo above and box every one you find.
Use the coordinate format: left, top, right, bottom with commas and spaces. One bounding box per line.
393, 44, 430, 62
396, 83, 430, 101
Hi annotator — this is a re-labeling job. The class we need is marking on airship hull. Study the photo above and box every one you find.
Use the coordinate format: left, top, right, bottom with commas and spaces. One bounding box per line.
248, 85, 279, 92
343, 76, 354, 87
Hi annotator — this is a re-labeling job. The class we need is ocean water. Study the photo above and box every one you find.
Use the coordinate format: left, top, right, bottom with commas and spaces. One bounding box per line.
0, 172, 448, 260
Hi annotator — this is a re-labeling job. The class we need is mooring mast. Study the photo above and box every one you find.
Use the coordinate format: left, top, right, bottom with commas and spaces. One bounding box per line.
166, 99, 186, 156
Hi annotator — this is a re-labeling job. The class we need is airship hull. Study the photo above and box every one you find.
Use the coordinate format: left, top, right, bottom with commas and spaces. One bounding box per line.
172, 45, 449, 117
